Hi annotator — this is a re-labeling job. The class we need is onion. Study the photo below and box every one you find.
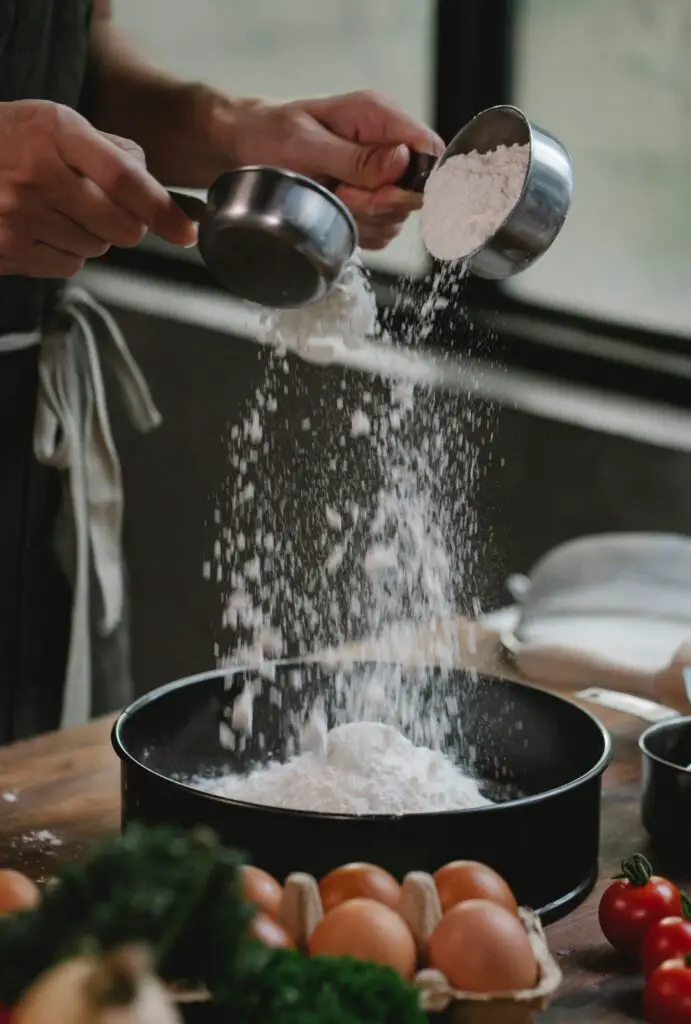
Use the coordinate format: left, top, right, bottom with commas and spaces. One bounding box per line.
12, 946, 182, 1024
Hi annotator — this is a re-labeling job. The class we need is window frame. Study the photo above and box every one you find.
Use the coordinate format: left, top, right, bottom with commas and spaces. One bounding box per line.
102, 0, 691, 407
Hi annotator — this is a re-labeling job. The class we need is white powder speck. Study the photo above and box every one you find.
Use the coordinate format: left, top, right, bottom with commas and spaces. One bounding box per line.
364, 544, 398, 577
325, 506, 343, 532
1, 790, 18, 803
325, 545, 345, 575
202, 722, 490, 816
351, 410, 371, 437
421, 144, 530, 261
231, 682, 254, 734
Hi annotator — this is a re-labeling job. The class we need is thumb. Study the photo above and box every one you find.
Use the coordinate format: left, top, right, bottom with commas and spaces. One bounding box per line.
302, 120, 411, 190
339, 142, 410, 190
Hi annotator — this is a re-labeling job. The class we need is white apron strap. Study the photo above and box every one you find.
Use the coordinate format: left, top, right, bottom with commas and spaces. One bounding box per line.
33, 286, 161, 728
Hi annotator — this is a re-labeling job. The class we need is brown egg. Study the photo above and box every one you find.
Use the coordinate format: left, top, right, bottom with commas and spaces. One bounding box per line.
433, 861, 518, 915
308, 898, 416, 978
241, 865, 283, 918
319, 863, 401, 912
428, 899, 538, 992
0, 869, 40, 914
249, 912, 295, 949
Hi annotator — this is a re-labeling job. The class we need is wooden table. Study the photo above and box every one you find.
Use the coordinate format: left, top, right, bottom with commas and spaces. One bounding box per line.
0, 702, 673, 1023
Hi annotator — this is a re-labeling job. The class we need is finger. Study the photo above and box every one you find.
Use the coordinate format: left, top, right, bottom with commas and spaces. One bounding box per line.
357, 226, 401, 251
52, 166, 149, 248
337, 184, 421, 218
36, 208, 111, 258
56, 113, 195, 245
99, 131, 147, 166
32, 241, 85, 277
5, 241, 85, 278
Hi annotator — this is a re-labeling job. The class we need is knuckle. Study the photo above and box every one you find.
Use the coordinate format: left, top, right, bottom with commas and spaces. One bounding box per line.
282, 107, 311, 136
357, 88, 386, 108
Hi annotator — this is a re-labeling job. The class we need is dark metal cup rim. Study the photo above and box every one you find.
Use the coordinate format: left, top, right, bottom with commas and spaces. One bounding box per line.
639, 714, 691, 773
209, 165, 358, 245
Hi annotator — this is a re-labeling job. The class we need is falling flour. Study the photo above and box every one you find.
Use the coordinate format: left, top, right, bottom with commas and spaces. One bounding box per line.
202, 721, 490, 816
258, 257, 377, 364
421, 144, 530, 261
204, 240, 492, 807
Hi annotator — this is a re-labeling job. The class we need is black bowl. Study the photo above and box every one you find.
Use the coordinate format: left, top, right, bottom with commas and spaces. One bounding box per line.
640, 715, 691, 860
112, 661, 611, 923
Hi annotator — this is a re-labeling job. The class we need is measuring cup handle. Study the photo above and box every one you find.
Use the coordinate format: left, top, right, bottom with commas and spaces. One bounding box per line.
168, 190, 207, 223
394, 150, 438, 193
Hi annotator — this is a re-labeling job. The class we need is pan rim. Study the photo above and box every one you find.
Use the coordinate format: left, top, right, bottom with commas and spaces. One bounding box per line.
112, 660, 613, 822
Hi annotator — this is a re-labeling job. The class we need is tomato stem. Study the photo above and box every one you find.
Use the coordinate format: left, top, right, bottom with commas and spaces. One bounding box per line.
681, 892, 691, 921
616, 854, 653, 887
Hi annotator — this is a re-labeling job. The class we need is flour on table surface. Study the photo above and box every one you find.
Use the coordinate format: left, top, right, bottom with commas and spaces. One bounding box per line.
1, 790, 18, 803
199, 721, 490, 816
13, 829, 63, 848
421, 144, 530, 261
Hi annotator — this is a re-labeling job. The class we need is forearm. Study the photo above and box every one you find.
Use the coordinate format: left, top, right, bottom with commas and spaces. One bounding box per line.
87, 18, 252, 187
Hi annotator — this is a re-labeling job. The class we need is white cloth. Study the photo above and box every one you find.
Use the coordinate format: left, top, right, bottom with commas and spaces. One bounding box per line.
31, 288, 161, 727
0, 329, 41, 353
482, 533, 691, 710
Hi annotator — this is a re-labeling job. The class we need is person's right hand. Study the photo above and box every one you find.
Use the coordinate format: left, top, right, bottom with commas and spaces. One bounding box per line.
0, 100, 196, 278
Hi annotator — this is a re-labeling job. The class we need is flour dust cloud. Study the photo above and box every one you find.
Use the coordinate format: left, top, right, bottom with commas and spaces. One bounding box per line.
201, 257, 497, 814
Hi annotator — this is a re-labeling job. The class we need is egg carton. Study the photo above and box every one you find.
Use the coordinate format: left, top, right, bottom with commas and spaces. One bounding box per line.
278, 871, 563, 1024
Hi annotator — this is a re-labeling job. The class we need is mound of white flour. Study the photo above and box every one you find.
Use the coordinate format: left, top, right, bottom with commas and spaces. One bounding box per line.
203, 721, 491, 816
421, 143, 530, 261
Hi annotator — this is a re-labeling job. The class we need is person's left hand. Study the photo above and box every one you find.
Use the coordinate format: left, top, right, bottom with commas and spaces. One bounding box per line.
222, 91, 444, 250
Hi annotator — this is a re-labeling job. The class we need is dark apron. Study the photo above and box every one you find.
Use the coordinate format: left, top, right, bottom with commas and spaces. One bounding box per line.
0, 0, 133, 742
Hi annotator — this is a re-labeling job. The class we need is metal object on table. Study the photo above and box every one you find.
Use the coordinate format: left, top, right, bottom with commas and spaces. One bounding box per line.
640, 716, 691, 862
167, 104, 571, 308
112, 661, 611, 924
429, 103, 573, 279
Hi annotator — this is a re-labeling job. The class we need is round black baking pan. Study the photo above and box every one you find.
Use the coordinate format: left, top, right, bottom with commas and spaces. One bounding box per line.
640, 715, 691, 863
112, 661, 611, 924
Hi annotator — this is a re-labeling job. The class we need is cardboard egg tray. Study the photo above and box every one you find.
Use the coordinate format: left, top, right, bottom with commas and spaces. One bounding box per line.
278, 871, 563, 1024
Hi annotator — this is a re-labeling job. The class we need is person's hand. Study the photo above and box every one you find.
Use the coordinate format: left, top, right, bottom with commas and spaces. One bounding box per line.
0, 100, 196, 278
226, 90, 444, 250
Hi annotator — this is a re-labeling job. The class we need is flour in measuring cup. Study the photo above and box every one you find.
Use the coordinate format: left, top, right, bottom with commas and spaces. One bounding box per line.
421, 144, 530, 261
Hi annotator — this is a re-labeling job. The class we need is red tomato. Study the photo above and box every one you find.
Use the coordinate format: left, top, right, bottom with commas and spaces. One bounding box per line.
0, 1005, 11, 1024
598, 854, 681, 957
643, 904, 691, 978
644, 957, 691, 1024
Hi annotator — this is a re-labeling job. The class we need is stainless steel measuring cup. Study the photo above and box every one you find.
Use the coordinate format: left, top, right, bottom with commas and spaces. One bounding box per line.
431, 104, 573, 279
168, 156, 434, 310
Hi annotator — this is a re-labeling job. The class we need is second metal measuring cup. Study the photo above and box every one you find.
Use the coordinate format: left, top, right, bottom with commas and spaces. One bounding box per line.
167, 155, 433, 310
